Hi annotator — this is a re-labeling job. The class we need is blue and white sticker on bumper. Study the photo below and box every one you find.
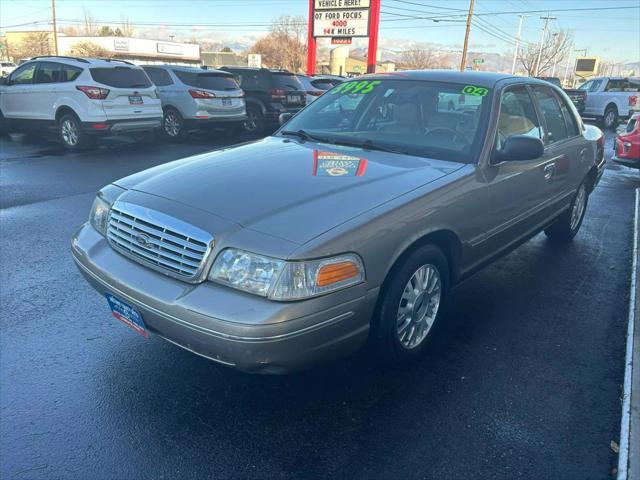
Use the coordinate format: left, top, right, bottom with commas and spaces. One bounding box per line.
105, 293, 148, 338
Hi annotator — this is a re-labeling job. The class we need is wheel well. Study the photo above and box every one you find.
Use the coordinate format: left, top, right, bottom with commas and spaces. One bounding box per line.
55, 106, 78, 122
387, 230, 463, 287
605, 103, 618, 114
585, 165, 599, 193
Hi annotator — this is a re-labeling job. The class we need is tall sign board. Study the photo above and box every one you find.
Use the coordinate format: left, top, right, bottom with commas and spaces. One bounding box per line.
307, 0, 380, 75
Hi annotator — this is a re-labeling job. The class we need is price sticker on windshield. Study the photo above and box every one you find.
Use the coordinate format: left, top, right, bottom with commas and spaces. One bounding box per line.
462, 85, 489, 96
332, 80, 382, 95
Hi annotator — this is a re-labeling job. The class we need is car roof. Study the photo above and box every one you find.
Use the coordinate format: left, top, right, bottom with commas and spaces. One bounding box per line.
143, 64, 232, 75
220, 66, 293, 74
362, 70, 521, 88
23, 56, 139, 68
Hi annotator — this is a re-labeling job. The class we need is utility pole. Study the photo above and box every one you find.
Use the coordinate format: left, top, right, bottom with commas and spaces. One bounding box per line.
459, 0, 474, 72
534, 14, 556, 76
51, 0, 59, 55
511, 14, 527, 75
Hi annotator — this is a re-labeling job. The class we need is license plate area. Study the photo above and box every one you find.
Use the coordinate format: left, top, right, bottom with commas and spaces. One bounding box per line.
129, 95, 143, 105
287, 95, 302, 104
222, 98, 232, 107
105, 293, 148, 338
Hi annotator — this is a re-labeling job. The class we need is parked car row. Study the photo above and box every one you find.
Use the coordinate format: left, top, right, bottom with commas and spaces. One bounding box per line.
0, 55, 348, 150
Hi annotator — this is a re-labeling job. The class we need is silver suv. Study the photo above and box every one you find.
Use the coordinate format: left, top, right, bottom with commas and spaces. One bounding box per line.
142, 65, 246, 140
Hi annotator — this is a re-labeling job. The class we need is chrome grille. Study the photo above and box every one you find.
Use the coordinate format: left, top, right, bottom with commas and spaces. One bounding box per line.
107, 202, 213, 281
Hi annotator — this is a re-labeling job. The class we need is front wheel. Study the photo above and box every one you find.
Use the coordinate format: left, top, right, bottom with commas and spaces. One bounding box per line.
371, 245, 449, 364
545, 181, 589, 242
58, 113, 87, 151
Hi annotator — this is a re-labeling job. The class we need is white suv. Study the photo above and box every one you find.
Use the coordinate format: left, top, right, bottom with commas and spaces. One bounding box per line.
0, 56, 162, 149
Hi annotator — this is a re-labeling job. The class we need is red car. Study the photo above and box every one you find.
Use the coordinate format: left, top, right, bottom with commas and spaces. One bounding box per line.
613, 111, 640, 168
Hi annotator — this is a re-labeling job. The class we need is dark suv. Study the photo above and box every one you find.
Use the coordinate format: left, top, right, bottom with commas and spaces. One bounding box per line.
220, 67, 306, 134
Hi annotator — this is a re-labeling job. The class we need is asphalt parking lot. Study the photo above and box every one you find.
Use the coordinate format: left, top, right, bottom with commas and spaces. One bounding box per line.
1, 130, 639, 479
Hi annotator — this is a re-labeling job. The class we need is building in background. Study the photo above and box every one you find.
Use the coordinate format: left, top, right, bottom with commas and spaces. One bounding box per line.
324, 46, 394, 76
201, 51, 246, 68
3, 31, 200, 65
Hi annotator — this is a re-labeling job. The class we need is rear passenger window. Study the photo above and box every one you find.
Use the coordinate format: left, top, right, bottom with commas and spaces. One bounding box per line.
144, 67, 173, 86
496, 86, 542, 149
605, 79, 624, 92
531, 86, 568, 144
35, 62, 62, 83
90, 67, 152, 88
557, 94, 580, 137
173, 71, 238, 90
61, 65, 82, 82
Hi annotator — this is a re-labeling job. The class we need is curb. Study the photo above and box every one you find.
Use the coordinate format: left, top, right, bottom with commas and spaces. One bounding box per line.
618, 187, 639, 480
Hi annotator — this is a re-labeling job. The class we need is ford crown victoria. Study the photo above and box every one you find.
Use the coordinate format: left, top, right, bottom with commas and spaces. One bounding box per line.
72, 71, 605, 373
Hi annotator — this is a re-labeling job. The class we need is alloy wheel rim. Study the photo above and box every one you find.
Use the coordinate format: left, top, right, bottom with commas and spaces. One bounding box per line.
61, 119, 79, 146
244, 112, 258, 132
164, 113, 181, 137
605, 111, 615, 128
570, 185, 587, 231
397, 264, 441, 349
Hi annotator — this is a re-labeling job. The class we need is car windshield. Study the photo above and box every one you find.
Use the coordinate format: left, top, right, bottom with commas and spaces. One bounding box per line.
174, 70, 239, 91
278, 78, 491, 163
296, 75, 314, 90
272, 72, 303, 90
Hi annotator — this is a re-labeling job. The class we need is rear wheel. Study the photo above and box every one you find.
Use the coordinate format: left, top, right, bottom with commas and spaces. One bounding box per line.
58, 113, 87, 151
371, 245, 449, 364
243, 106, 264, 135
603, 105, 618, 130
162, 108, 186, 141
545, 181, 589, 242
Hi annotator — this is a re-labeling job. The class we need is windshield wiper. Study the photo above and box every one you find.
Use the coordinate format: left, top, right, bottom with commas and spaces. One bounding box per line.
332, 138, 408, 155
280, 129, 330, 143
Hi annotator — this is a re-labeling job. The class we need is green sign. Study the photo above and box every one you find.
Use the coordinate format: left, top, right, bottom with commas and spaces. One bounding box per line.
473, 58, 485, 64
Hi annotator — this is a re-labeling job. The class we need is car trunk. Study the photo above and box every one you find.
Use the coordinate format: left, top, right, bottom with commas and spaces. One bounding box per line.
174, 70, 245, 112
271, 72, 306, 107
90, 66, 160, 120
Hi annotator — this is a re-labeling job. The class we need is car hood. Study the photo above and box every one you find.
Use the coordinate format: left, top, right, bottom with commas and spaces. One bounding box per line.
115, 137, 464, 245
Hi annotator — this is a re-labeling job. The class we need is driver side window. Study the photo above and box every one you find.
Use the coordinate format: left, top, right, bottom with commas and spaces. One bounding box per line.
8, 63, 37, 85
496, 86, 542, 150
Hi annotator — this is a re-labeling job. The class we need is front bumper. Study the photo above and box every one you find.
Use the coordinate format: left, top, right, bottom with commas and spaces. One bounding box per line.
612, 154, 640, 169
71, 223, 377, 374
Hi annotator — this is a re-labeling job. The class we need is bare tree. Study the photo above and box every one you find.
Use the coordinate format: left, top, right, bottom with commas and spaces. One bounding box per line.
10, 32, 53, 60
519, 29, 573, 76
249, 15, 306, 72
399, 44, 441, 70
68, 41, 110, 57
82, 9, 98, 36
119, 16, 135, 37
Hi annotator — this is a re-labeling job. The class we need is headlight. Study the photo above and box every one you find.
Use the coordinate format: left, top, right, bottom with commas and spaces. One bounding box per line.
89, 196, 111, 236
208, 249, 365, 300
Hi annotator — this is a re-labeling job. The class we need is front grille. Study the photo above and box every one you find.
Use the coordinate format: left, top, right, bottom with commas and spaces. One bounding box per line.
107, 202, 213, 281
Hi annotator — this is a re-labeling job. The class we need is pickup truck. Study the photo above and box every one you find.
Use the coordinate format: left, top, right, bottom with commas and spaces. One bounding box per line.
536, 77, 587, 115
578, 76, 640, 130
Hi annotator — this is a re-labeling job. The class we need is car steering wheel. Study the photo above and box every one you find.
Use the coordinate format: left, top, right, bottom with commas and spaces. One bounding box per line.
424, 127, 469, 146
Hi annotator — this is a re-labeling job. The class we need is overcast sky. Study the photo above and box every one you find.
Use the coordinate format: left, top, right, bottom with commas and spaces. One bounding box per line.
1, 0, 638, 63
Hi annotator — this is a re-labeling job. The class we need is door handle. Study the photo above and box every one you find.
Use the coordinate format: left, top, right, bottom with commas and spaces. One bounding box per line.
543, 163, 555, 180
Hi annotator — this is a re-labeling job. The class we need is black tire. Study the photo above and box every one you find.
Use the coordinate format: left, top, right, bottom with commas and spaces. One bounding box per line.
602, 105, 618, 130
162, 108, 186, 141
371, 244, 450, 364
545, 180, 589, 242
243, 106, 264, 135
0, 110, 8, 136
58, 113, 87, 151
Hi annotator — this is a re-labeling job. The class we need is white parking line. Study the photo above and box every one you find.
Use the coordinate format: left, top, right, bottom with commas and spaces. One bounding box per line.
618, 187, 639, 480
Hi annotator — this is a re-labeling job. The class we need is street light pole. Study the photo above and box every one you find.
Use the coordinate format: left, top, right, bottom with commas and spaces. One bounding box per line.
511, 14, 527, 75
459, 0, 475, 72
51, 0, 59, 55
534, 14, 556, 76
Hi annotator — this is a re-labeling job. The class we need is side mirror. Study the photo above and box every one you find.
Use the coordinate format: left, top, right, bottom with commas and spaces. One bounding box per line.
493, 135, 544, 163
279, 112, 293, 126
